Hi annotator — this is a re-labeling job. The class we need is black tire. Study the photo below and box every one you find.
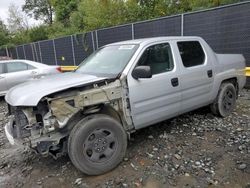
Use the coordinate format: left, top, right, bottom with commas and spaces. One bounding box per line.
210, 83, 236, 117
68, 114, 127, 175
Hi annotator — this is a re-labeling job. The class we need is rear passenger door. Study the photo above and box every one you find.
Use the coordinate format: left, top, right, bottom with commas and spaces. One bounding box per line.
127, 42, 181, 129
177, 41, 214, 113
0, 63, 7, 95
5, 61, 36, 89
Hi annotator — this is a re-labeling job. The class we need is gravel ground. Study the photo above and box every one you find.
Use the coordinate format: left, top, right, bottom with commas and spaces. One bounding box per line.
0, 90, 249, 188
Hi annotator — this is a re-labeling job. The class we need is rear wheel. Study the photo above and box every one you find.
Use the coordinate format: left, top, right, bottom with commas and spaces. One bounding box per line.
210, 83, 236, 117
68, 114, 127, 175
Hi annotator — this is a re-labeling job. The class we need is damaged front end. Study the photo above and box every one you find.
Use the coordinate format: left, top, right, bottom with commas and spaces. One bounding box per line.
5, 79, 132, 159
6, 102, 68, 158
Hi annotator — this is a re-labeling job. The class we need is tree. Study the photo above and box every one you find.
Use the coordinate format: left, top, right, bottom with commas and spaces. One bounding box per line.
22, 0, 54, 25
51, 0, 78, 25
0, 19, 9, 47
70, 11, 85, 31
47, 21, 78, 38
2, 0, 243, 45
9, 31, 30, 45
28, 25, 48, 42
7, 4, 29, 33
187, 0, 240, 10
71, 0, 131, 31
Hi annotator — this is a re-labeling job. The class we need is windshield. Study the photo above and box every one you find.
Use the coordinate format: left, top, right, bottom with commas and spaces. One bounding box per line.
76, 44, 139, 77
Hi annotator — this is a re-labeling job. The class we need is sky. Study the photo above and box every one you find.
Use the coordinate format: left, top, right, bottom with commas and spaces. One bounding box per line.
0, 0, 40, 26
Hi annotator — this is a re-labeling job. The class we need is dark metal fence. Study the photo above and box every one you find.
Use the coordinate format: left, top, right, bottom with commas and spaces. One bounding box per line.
1, 1, 250, 84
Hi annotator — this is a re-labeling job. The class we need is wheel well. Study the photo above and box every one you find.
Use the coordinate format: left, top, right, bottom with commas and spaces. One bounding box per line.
99, 105, 122, 124
221, 77, 239, 95
62, 103, 123, 132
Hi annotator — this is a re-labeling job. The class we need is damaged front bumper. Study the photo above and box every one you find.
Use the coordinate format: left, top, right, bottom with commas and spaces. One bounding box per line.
5, 110, 68, 158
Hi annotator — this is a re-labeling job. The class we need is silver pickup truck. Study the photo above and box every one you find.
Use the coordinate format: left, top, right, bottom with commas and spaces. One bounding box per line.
4, 37, 246, 175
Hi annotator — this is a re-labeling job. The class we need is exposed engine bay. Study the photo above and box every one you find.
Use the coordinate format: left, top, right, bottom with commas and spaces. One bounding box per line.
7, 79, 132, 158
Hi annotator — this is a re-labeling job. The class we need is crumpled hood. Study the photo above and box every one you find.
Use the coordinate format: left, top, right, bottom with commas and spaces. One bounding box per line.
5, 72, 106, 106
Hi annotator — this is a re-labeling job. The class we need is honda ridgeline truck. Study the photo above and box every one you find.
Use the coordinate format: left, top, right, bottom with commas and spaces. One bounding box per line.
4, 37, 246, 175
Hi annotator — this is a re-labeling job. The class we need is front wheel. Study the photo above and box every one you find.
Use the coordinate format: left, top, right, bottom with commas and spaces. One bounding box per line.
210, 83, 236, 117
68, 114, 127, 175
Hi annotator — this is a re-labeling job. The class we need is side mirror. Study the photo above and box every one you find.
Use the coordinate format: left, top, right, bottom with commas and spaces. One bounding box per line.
132, 66, 152, 80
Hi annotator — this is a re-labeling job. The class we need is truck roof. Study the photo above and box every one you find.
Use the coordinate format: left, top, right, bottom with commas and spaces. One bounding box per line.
106, 36, 203, 46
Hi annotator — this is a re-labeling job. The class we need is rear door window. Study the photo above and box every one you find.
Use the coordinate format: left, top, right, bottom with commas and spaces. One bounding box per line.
6, 62, 29, 73
177, 41, 205, 67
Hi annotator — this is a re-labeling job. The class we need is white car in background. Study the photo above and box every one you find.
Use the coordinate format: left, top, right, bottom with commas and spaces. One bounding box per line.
0, 60, 62, 96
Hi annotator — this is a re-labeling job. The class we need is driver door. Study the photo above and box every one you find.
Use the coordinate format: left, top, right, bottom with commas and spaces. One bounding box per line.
127, 42, 181, 129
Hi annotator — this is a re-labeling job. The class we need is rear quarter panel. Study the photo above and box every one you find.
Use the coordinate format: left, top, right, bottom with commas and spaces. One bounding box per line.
211, 53, 246, 100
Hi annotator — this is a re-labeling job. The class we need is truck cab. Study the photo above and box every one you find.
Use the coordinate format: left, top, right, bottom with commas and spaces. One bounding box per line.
126, 38, 216, 129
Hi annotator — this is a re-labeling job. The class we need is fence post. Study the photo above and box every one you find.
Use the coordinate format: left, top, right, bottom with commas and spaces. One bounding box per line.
95, 30, 99, 49
5, 47, 9, 57
38, 42, 43, 63
52, 39, 58, 65
33, 43, 38, 62
23, 45, 26, 59
131, 23, 135, 39
91, 32, 95, 51
31, 43, 35, 61
71, 35, 76, 66
34, 43, 38, 61
181, 14, 184, 36
16, 47, 19, 59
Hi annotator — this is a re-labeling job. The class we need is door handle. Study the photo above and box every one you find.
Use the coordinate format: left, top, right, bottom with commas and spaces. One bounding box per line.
171, 77, 179, 87
207, 70, 213, 78
0, 76, 5, 79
